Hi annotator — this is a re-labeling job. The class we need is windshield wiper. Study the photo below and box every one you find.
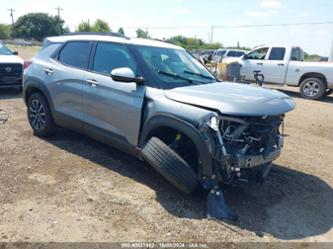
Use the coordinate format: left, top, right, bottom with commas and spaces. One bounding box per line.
157, 70, 204, 85
183, 70, 216, 81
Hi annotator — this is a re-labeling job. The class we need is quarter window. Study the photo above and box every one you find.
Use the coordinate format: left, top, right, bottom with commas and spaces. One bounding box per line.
290, 47, 304, 61
58, 41, 92, 69
92, 42, 137, 75
269, 47, 286, 60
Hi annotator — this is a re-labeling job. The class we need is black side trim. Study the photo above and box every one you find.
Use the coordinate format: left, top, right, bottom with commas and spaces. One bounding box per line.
84, 123, 139, 158
139, 114, 213, 176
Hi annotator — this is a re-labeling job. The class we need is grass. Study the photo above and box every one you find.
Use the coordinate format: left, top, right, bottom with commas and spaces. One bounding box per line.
6, 44, 41, 60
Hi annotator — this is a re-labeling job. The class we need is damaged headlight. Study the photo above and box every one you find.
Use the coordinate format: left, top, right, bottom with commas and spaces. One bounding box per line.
206, 114, 220, 131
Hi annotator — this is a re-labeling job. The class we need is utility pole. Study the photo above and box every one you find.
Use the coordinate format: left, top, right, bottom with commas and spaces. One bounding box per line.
55, 6, 63, 35
7, 8, 15, 36
210, 26, 214, 43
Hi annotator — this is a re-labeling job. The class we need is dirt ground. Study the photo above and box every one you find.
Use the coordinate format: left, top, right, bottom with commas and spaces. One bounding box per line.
1, 46, 333, 242
0, 85, 332, 243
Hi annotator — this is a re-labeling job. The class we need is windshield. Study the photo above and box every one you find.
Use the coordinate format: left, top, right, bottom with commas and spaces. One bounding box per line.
134, 45, 216, 89
0, 43, 13, 55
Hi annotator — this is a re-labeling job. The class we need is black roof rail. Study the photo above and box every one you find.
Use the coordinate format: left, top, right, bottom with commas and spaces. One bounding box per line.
62, 32, 129, 39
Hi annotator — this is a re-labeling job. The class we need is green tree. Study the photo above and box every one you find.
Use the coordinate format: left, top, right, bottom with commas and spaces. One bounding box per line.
118, 27, 125, 35
136, 28, 150, 38
93, 19, 111, 32
304, 52, 321, 62
0, 24, 12, 39
13, 13, 65, 41
77, 21, 93, 32
167, 35, 222, 50
76, 19, 111, 32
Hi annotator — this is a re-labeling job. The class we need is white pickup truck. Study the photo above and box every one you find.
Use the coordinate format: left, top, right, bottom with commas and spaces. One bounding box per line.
238, 45, 333, 100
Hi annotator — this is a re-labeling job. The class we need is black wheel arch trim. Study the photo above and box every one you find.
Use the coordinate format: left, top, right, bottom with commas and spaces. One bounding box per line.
139, 114, 214, 177
299, 72, 327, 87
24, 77, 55, 112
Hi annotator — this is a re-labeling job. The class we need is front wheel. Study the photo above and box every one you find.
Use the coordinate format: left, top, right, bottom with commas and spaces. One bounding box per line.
141, 137, 199, 194
300, 78, 326, 100
27, 93, 56, 137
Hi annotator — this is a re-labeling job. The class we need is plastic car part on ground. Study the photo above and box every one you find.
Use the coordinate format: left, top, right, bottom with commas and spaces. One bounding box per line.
0, 109, 8, 124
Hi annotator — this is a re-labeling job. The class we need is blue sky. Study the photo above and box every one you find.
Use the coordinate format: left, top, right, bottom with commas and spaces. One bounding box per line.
1, 0, 333, 55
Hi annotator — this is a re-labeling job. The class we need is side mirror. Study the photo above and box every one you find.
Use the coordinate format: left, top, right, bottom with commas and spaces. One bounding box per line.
12, 51, 19, 55
242, 54, 249, 60
110, 67, 145, 84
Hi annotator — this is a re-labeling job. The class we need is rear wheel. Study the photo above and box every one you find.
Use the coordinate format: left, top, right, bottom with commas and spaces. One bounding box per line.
300, 78, 326, 100
27, 93, 56, 137
142, 137, 199, 194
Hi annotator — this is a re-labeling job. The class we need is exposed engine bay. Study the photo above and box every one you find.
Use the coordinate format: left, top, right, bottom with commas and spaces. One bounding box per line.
202, 114, 284, 185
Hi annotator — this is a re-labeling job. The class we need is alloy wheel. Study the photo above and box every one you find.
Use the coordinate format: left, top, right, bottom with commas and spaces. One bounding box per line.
29, 99, 46, 131
303, 81, 320, 97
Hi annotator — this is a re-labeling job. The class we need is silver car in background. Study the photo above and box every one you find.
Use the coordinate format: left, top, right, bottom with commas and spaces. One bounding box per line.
211, 49, 246, 63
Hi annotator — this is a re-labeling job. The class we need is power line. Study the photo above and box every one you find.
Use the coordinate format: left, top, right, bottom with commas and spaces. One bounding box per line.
7, 8, 15, 29
214, 21, 333, 29
124, 21, 333, 30
125, 21, 333, 43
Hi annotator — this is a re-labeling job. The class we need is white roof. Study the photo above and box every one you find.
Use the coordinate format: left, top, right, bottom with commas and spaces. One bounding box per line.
252, 44, 300, 50
46, 34, 184, 50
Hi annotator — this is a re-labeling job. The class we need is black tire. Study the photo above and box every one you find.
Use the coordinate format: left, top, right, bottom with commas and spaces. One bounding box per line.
27, 93, 56, 137
142, 137, 199, 194
300, 77, 326, 100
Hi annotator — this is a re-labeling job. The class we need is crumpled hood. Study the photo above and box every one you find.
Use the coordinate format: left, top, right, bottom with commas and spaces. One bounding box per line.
0, 55, 24, 64
164, 82, 295, 116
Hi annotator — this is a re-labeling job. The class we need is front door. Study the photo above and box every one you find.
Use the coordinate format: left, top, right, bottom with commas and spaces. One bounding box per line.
82, 42, 145, 146
241, 47, 269, 82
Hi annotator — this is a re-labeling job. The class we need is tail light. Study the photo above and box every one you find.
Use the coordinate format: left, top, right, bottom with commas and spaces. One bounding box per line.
23, 60, 33, 70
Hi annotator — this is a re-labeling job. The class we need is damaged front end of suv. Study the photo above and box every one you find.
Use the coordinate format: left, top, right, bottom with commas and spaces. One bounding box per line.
202, 114, 284, 185
151, 82, 296, 221
199, 113, 286, 220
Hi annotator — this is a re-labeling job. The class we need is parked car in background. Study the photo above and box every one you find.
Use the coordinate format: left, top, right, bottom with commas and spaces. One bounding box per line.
0, 42, 24, 88
239, 45, 333, 99
23, 33, 295, 220
198, 50, 214, 64
211, 49, 246, 63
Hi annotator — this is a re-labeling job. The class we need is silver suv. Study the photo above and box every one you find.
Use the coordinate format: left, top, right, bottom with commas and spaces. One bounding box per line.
23, 33, 295, 220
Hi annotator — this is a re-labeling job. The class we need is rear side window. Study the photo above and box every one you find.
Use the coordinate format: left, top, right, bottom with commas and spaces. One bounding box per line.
269, 47, 286, 60
290, 47, 304, 61
92, 42, 137, 75
58, 41, 92, 69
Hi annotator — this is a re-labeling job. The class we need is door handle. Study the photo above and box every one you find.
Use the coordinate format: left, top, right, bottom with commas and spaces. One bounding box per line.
86, 79, 98, 87
257, 62, 263, 65
277, 63, 284, 66
44, 68, 54, 75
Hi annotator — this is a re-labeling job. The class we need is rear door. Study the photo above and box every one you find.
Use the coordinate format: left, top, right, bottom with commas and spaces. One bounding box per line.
263, 47, 288, 84
82, 42, 145, 146
49, 41, 92, 128
241, 47, 269, 81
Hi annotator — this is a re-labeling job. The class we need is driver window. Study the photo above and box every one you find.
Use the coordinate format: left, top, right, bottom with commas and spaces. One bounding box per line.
92, 42, 137, 75
247, 47, 269, 60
